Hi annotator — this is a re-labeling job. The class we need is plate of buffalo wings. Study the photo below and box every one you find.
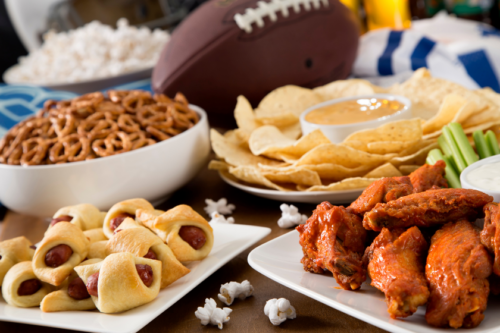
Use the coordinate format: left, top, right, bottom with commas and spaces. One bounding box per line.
248, 161, 500, 332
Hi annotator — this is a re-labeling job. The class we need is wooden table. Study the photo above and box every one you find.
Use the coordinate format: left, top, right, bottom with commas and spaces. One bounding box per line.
0, 163, 387, 333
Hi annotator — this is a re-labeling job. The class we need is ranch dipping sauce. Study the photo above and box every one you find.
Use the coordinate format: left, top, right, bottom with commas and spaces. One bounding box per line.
466, 162, 500, 191
305, 98, 405, 125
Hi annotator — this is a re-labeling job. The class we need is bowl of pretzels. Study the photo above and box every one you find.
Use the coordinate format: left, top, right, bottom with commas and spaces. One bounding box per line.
0, 90, 210, 217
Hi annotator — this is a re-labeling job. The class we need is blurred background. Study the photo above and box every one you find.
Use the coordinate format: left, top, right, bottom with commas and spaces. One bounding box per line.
2, 0, 500, 82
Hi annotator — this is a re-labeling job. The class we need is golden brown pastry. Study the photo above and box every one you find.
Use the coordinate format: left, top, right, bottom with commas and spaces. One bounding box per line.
74, 252, 161, 313
33, 223, 90, 286
40, 259, 102, 312
102, 198, 154, 238
0, 236, 35, 286
83, 228, 108, 244
2, 261, 52, 307
87, 241, 108, 260
106, 220, 190, 288
137, 205, 213, 262
50, 203, 103, 232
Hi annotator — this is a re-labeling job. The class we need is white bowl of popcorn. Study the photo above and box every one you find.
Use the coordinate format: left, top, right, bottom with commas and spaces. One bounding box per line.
3, 19, 168, 93
0, 106, 210, 218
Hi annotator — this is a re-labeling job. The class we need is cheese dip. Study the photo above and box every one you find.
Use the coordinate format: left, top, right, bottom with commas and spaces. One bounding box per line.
305, 98, 405, 125
466, 162, 500, 191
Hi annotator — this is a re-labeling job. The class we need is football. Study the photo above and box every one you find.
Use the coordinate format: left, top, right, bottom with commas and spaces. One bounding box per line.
152, 0, 360, 118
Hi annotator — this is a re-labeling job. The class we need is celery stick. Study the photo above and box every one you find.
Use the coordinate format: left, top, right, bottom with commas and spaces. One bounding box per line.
442, 126, 468, 172
473, 130, 492, 159
486, 130, 500, 155
442, 155, 462, 188
449, 123, 479, 166
426, 149, 461, 188
438, 135, 452, 156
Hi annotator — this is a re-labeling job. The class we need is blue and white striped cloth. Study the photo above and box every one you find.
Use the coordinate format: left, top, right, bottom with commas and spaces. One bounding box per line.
353, 14, 500, 91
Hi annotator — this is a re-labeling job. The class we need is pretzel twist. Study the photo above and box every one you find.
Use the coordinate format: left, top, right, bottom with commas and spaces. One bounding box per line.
92, 131, 131, 157
0, 90, 197, 165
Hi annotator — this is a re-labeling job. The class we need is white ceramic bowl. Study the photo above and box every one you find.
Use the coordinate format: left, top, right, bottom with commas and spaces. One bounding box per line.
300, 94, 412, 143
0, 105, 210, 217
461, 154, 500, 202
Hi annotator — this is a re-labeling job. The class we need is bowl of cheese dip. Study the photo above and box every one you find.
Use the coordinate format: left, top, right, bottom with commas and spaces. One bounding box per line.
461, 154, 500, 202
300, 94, 412, 143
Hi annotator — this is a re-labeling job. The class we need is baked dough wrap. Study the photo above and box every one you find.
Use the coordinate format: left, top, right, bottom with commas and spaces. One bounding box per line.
50, 203, 103, 231
33, 223, 90, 286
74, 253, 161, 313
102, 198, 154, 238
40, 259, 102, 312
88, 241, 108, 260
0, 236, 34, 286
2, 261, 52, 307
83, 228, 108, 244
105, 222, 190, 288
137, 205, 213, 262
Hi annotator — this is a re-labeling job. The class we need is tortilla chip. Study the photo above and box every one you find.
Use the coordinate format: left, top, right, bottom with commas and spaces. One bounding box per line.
462, 108, 500, 128
208, 160, 230, 171
313, 79, 386, 101
341, 140, 369, 152
294, 144, 393, 169
234, 95, 260, 137
227, 166, 292, 191
249, 126, 330, 160
210, 129, 282, 167
422, 94, 473, 134
255, 85, 322, 119
390, 142, 439, 167
366, 140, 421, 155
389, 68, 489, 120
301, 178, 379, 192
262, 168, 322, 186
344, 119, 422, 144
291, 164, 373, 181
399, 165, 421, 175
364, 163, 402, 178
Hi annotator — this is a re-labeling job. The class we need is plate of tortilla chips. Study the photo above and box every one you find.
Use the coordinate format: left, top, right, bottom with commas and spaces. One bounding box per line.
209, 68, 500, 203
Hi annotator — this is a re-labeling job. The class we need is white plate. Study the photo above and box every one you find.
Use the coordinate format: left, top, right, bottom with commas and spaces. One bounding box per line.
0, 224, 271, 333
220, 172, 364, 204
248, 230, 500, 333
3, 65, 152, 94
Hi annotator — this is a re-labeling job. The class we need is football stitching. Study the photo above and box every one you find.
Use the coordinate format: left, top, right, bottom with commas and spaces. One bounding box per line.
234, 0, 329, 33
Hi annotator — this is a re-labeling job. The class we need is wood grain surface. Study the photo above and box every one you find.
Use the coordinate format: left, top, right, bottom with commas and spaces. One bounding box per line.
0, 164, 387, 333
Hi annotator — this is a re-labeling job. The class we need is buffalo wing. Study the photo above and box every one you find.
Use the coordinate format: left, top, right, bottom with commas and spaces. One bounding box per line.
363, 189, 493, 231
409, 160, 448, 193
480, 202, 500, 275
364, 226, 429, 318
426, 220, 492, 328
297, 202, 366, 290
348, 177, 413, 216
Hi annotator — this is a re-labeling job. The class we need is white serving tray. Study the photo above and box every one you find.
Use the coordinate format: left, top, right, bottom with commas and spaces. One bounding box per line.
0, 224, 271, 333
248, 229, 500, 333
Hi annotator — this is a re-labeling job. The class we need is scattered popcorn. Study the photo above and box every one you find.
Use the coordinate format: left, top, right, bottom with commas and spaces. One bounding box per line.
5, 18, 169, 84
277, 204, 308, 228
205, 198, 235, 216
218, 280, 254, 306
195, 298, 232, 329
210, 212, 235, 224
264, 298, 296, 326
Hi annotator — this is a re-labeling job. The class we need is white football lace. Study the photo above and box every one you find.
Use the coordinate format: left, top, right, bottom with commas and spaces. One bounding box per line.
234, 0, 329, 33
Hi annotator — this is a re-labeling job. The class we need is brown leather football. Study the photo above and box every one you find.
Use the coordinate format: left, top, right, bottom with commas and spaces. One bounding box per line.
152, 0, 360, 117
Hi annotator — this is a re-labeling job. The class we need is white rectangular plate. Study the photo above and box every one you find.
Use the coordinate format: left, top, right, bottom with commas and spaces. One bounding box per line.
248, 230, 500, 333
0, 224, 271, 333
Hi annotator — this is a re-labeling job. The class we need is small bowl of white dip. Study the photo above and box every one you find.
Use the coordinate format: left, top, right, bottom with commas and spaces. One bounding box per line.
461, 154, 500, 202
